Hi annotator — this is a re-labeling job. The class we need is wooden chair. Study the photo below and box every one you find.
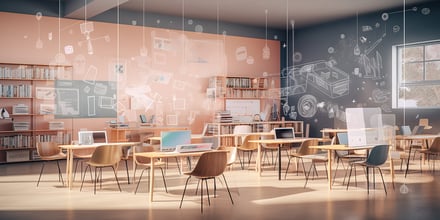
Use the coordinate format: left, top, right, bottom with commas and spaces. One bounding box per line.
36, 142, 66, 187
133, 145, 168, 194
72, 147, 95, 182
179, 151, 234, 213
80, 145, 122, 194
236, 134, 260, 169
285, 139, 327, 187
419, 137, 440, 173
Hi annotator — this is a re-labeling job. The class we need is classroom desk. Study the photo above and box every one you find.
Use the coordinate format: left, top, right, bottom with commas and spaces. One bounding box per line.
134, 150, 223, 202
147, 134, 208, 145
249, 137, 327, 180
395, 134, 440, 177
310, 144, 374, 190
59, 142, 141, 189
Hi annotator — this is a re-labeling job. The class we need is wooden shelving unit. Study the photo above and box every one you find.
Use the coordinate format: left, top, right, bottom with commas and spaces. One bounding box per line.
0, 63, 72, 163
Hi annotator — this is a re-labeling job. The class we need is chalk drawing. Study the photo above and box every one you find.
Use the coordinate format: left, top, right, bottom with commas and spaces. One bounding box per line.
297, 94, 318, 118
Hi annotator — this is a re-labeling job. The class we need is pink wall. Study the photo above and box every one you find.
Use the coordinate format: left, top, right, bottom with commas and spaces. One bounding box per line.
0, 12, 280, 136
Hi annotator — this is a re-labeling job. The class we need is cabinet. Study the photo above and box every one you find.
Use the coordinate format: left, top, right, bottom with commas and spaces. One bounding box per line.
0, 63, 72, 163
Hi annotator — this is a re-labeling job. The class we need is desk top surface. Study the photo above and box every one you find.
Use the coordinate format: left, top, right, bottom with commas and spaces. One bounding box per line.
59, 142, 140, 149
310, 144, 374, 151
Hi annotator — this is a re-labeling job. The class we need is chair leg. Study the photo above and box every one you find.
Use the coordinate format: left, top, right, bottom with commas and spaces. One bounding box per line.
221, 174, 234, 205
346, 164, 354, 190
284, 156, 292, 179
179, 176, 192, 208
160, 167, 168, 193
55, 160, 64, 185
124, 159, 130, 184
80, 165, 91, 192
134, 168, 148, 194
111, 166, 122, 192
36, 162, 46, 187
377, 167, 387, 195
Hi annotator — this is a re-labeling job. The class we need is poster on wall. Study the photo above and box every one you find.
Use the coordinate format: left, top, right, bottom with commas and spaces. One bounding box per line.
55, 80, 117, 118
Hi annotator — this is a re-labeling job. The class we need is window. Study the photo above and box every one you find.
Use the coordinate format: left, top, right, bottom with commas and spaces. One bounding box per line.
392, 40, 440, 109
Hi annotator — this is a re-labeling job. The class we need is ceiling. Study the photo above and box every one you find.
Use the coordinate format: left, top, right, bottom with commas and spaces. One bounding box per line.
63, 0, 433, 29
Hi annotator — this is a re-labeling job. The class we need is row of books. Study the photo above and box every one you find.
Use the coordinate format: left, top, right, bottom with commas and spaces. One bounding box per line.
226, 77, 268, 89
0, 133, 71, 149
0, 84, 32, 98
0, 66, 58, 80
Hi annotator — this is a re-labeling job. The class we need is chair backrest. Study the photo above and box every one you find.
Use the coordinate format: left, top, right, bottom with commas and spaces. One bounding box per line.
296, 139, 319, 155
224, 146, 237, 166
428, 137, 440, 153
133, 145, 155, 164
239, 135, 260, 150
412, 125, 425, 135
36, 142, 62, 157
366, 145, 389, 166
189, 151, 227, 178
90, 145, 122, 166
233, 125, 252, 134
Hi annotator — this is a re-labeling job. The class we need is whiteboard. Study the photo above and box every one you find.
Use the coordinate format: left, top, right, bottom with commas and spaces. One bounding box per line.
225, 99, 260, 116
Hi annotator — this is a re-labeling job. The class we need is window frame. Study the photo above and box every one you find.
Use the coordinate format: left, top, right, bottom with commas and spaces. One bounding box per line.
392, 39, 440, 109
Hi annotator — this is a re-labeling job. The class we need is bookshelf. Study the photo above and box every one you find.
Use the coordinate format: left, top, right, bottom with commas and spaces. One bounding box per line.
0, 63, 72, 163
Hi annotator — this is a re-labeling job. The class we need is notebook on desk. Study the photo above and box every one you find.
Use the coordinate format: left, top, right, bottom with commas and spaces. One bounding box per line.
175, 143, 213, 153
274, 127, 295, 139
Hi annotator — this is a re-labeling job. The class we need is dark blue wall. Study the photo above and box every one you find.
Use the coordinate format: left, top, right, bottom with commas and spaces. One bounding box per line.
283, 1, 440, 137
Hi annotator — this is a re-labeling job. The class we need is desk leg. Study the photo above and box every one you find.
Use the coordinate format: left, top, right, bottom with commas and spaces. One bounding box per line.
149, 159, 155, 202
256, 144, 262, 176
405, 147, 412, 178
327, 149, 333, 190
66, 149, 74, 189
278, 145, 282, 180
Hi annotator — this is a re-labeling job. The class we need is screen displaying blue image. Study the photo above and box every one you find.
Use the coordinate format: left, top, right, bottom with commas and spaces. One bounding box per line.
160, 130, 191, 152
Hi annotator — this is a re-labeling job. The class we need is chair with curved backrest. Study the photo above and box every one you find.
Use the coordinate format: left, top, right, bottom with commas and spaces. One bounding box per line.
285, 139, 327, 187
80, 145, 122, 194
72, 147, 95, 182
346, 144, 390, 194
419, 137, 440, 173
236, 134, 260, 169
260, 134, 278, 166
222, 146, 238, 170
36, 142, 66, 187
233, 125, 252, 146
179, 151, 234, 213
133, 144, 168, 194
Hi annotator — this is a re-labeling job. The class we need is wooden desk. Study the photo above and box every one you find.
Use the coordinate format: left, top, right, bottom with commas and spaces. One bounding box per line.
250, 137, 327, 180
134, 150, 223, 202
395, 134, 440, 177
59, 142, 141, 189
310, 144, 374, 190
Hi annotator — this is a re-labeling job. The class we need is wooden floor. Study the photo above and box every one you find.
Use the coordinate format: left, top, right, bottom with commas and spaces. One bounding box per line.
1, 156, 440, 220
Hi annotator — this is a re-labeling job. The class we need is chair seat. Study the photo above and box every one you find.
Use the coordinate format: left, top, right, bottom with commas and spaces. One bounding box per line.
40, 153, 66, 161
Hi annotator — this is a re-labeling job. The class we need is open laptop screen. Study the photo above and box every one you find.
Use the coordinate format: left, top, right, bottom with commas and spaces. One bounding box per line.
78, 131, 108, 145
160, 130, 191, 152
274, 127, 295, 139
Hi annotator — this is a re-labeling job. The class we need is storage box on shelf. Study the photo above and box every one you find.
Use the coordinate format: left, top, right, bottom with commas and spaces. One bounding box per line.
0, 62, 72, 163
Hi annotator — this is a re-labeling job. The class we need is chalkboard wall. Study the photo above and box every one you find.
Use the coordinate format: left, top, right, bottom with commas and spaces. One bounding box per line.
281, 1, 440, 137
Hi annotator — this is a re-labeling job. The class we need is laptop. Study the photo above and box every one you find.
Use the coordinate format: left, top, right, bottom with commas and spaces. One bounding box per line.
160, 130, 191, 152
412, 125, 425, 135
274, 127, 295, 139
78, 130, 108, 145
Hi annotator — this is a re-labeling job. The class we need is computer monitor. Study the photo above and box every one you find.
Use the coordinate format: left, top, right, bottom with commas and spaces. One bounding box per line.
78, 130, 108, 145
274, 127, 295, 139
160, 130, 191, 152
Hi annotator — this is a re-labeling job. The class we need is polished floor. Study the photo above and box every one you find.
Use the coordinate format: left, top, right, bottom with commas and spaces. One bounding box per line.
1, 155, 440, 220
